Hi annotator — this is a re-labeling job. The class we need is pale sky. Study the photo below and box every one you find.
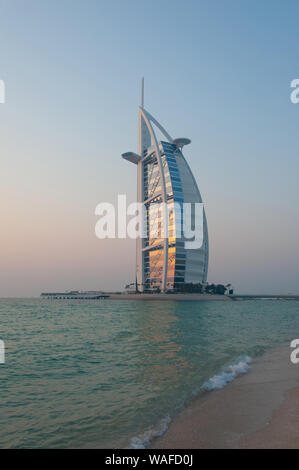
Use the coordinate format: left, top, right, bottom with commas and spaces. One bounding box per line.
1, 0, 299, 296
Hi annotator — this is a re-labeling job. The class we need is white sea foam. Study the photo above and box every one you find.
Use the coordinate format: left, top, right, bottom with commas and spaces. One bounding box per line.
129, 415, 171, 449
203, 355, 252, 391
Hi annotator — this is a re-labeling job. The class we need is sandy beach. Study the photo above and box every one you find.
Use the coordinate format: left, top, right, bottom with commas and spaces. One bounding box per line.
151, 344, 299, 449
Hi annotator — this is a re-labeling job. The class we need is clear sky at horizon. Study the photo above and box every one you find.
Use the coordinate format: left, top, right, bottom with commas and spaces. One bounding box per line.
1, 0, 299, 296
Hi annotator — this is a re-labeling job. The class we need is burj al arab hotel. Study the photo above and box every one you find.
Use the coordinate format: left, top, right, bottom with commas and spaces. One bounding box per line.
122, 80, 209, 293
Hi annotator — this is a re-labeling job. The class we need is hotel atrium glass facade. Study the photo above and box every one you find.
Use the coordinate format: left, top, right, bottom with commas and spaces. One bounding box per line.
143, 142, 184, 291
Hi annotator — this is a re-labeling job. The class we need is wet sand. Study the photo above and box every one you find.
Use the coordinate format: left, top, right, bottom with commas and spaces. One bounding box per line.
151, 344, 299, 449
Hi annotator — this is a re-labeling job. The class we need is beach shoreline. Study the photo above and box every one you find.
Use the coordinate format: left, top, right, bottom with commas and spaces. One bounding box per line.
150, 343, 299, 449
108, 293, 233, 301
107, 294, 299, 301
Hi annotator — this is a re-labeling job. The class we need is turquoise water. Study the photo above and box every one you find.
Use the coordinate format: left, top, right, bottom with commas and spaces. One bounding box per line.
0, 298, 298, 448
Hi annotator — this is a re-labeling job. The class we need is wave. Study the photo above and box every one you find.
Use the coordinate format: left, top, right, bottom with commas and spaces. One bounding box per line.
202, 355, 252, 391
129, 416, 171, 449
128, 355, 252, 448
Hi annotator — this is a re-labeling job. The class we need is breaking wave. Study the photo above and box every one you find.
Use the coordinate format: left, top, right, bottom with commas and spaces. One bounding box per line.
129, 416, 171, 449
202, 355, 252, 391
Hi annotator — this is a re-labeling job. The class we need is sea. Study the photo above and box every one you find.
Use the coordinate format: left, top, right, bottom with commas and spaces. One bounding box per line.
0, 298, 298, 448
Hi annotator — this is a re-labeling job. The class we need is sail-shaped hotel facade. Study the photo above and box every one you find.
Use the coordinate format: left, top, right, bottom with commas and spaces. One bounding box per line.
122, 80, 209, 292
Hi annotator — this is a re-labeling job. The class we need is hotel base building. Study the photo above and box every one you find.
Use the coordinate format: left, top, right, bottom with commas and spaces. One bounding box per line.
122, 80, 209, 293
